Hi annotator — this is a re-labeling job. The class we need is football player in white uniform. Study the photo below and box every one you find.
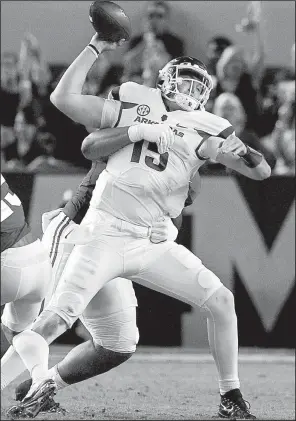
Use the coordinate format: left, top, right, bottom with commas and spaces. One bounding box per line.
9, 32, 270, 419
1, 174, 53, 398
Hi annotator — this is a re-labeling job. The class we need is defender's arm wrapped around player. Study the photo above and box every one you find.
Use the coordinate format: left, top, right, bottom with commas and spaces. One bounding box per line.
82, 123, 175, 158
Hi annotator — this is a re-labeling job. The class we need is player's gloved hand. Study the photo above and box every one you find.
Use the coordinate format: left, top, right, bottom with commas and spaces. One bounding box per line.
218, 132, 248, 157
150, 218, 170, 243
42, 208, 63, 233
128, 123, 175, 154
150, 218, 179, 243
65, 223, 96, 245
89, 33, 126, 54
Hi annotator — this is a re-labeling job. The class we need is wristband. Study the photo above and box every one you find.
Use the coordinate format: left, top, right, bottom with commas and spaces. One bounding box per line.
86, 44, 101, 58
240, 145, 263, 168
128, 125, 142, 143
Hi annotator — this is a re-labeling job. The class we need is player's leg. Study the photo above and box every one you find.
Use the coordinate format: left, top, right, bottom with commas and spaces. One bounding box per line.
31, 234, 125, 344
15, 278, 139, 399
53, 277, 139, 387
130, 241, 255, 419
8, 236, 125, 417
15, 215, 177, 397
1, 240, 53, 390
1, 213, 76, 391
14, 218, 138, 400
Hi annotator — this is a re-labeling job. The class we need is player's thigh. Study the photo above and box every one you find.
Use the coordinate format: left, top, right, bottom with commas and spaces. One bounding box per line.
47, 239, 125, 320
131, 242, 222, 307
1, 239, 51, 304
82, 277, 138, 318
1, 249, 23, 305
1, 240, 52, 331
81, 278, 139, 352
42, 212, 76, 275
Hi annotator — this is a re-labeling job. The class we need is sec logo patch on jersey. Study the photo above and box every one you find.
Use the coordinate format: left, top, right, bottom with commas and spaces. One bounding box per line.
137, 105, 150, 117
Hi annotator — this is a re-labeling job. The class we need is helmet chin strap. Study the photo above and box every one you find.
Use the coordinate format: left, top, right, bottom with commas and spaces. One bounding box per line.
175, 93, 199, 111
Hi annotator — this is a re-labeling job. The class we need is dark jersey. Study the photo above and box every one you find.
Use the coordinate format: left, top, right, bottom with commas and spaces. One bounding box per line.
63, 161, 105, 224
1, 174, 31, 252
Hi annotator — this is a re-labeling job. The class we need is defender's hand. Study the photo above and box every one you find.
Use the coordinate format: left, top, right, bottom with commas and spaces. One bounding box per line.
42, 208, 63, 233
90, 33, 126, 54
150, 218, 170, 243
150, 218, 179, 243
218, 133, 248, 157
139, 123, 175, 154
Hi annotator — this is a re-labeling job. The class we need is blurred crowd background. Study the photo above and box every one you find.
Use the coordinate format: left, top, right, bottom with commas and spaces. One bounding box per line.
1, 0, 295, 176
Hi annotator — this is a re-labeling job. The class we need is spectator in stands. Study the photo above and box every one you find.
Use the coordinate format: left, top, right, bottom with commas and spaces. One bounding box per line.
261, 97, 295, 176
213, 93, 276, 171
259, 65, 295, 139
1, 51, 31, 163
122, 1, 185, 87
1, 34, 54, 169
209, 3, 265, 135
212, 45, 263, 134
82, 57, 110, 96
99, 64, 124, 97
27, 65, 89, 169
18, 33, 52, 131
205, 36, 233, 76
25, 126, 83, 173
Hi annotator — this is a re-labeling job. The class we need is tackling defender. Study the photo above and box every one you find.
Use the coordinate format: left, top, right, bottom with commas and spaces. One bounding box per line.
9, 31, 270, 419
1, 174, 53, 392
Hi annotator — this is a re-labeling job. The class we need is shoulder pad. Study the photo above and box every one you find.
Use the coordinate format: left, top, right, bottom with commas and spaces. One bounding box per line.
120, 82, 156, 102
191, 110, 234, 139
108, 82, 141, 101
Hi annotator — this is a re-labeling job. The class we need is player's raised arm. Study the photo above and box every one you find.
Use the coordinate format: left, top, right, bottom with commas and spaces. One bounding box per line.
50, 34, 125, 128
200, 133, 271, 180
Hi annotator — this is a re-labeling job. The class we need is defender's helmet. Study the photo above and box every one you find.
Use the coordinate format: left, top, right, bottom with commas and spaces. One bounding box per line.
157, 56, 213, 111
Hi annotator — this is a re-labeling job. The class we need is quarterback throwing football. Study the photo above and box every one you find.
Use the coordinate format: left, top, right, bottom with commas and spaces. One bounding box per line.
8, 30, 271, 419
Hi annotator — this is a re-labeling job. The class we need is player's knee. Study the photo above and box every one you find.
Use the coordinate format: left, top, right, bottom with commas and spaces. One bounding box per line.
197, 268, 222, 291
29, 285, 47, 303
85, 307, 139, 353
32, 310, 66, 341
215, 286, 235, 309
195, 268, 223, 307
48, 291, 86, 329
204, 285, 236, 318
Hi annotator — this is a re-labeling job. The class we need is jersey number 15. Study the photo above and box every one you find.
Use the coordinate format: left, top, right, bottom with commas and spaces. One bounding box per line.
130, 140, 168, 172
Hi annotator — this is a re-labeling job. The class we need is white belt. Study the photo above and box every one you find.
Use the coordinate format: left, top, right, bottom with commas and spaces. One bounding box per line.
70, 209, 152, 244
111, 217, 152, 238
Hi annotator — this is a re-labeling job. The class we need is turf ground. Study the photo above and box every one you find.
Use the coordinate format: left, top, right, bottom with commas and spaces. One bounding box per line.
1, 346, 294, 420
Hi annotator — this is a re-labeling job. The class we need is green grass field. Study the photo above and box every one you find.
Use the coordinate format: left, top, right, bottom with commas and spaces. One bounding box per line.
1, 346, 294, 420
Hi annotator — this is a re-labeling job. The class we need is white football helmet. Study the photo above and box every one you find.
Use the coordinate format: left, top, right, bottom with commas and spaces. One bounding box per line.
157, 56, 213, 111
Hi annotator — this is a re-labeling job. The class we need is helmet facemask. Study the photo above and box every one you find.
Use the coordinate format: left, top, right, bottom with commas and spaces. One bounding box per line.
159, 62, 213, 111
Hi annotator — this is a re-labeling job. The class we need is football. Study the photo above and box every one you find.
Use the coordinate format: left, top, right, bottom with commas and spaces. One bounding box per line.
89, 0, 131, 42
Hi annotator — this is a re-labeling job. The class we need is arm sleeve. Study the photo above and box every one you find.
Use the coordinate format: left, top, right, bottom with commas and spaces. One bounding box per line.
63, 161, 105, 224
100, 99, 122, 129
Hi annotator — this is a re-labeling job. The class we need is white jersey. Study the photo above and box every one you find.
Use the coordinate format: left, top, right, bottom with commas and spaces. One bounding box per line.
90, 82, 234, 226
